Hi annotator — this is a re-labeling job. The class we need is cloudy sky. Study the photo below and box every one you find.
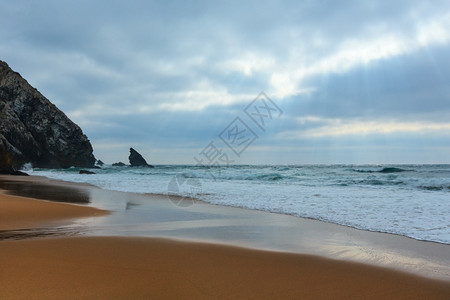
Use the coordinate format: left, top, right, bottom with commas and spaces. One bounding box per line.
1, 0, 449, 164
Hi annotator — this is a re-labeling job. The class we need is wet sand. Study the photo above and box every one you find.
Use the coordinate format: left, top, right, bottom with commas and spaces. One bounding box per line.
0, 192, 107, 231
0, 175, 449, 299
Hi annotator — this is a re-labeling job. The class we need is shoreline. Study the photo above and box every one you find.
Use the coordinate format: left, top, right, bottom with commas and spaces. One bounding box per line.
0, 174, 449, 298
1, 174, 450, 279
19, 169, 450, 246
7, 173, 450, 247
190, 195, 450, 247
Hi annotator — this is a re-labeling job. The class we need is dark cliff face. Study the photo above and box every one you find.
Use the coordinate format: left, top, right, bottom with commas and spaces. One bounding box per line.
0, 60, 95, 169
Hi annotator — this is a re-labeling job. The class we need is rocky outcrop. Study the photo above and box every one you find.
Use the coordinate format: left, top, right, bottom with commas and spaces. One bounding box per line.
0, 169, 29, 175
79, 169, 96, 174
0, 147, 28, 175
0, 60, 95, 169
0, 146, 13, 170
129, 148, 153, 167
112, 162, 126, 167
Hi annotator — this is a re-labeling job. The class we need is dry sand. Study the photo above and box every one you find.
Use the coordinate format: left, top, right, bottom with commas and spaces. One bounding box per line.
1, 236, 449, 299
0, 180, 449, 299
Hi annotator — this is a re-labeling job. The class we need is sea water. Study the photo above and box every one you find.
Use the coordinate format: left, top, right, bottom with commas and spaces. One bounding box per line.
26, 164, 450, 244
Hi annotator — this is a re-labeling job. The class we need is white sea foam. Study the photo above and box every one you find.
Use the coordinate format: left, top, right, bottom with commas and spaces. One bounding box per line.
27, 165, 450, 244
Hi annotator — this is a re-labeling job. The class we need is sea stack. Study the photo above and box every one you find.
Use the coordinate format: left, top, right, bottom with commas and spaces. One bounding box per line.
129, 148, 153, 167
0, 60, 95, 170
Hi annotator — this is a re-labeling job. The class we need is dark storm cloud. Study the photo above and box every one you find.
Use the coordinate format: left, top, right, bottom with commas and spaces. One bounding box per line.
284, 44, 450, 121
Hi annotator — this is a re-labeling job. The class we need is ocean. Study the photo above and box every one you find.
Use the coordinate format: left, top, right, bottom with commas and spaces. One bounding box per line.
26, 164, 450, 244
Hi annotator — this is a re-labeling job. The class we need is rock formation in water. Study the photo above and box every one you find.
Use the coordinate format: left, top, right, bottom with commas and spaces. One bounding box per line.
0, 60, 95, 170
79, 169, 96, 174
129, 148, 153, 167
112, 162, 126, 167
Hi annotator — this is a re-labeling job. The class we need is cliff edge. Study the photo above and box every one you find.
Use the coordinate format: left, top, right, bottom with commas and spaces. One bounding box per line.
0, 60, 95, 170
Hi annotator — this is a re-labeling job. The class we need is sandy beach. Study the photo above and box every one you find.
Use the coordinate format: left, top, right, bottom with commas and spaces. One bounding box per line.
0, 176, 449, 299
1, 236, 449, 300
0, 192, 107, 230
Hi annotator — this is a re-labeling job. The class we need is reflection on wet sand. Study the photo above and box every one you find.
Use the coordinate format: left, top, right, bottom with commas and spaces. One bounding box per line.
0, 179, 90, 203
0, 177, 102, 240
0, 226, 85, 241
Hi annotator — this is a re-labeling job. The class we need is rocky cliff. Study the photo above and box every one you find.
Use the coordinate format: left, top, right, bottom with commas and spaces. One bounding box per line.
0, 60, 95, 169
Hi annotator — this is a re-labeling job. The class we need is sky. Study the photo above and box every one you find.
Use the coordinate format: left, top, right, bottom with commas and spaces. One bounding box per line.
1, 0, 449, 164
